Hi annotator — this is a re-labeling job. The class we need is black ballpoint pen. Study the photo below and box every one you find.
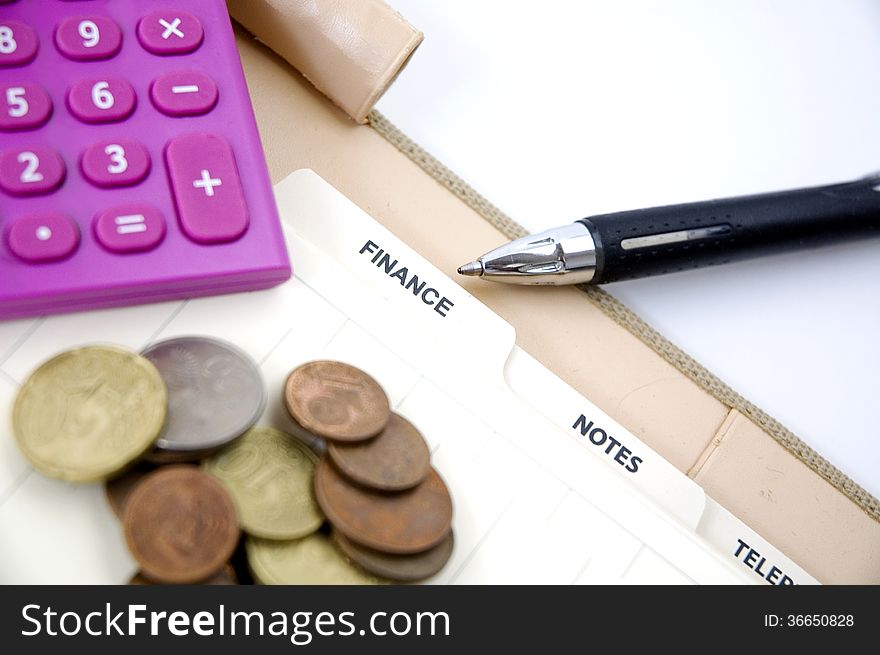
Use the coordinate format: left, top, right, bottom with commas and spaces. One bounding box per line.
456, 174, 880, 285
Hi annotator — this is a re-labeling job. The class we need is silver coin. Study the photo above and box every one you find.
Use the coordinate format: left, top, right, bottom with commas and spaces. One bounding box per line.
141, 336, 266, 456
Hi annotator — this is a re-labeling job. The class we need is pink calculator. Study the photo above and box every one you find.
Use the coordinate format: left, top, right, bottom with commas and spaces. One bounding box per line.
0, 0, 291, 320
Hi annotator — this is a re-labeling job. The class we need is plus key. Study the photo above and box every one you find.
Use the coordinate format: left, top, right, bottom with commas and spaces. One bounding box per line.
193, 169, 222, 196
165, 133, 249, 244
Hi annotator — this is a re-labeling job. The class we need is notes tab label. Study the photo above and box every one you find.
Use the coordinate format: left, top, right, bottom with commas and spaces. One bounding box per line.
572, 414, 644, 474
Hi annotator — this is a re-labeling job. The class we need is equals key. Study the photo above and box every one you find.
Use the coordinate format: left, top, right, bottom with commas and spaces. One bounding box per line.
94, 205, 166, 254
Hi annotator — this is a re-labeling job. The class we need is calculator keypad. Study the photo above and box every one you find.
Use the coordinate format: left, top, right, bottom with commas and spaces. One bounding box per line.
165, 133, 248, 244
0, 0, 291, 319
80, 139, 151, 188
7, 212, 79, 263
0, 145, 65, 195
54, 15, 122, 61
93, 204, 166, 254
150, 70, 217, 117
0, 82, 52, 130
137, 11, 203, 56
67, 76, 136, 123
0, 19, 38, 67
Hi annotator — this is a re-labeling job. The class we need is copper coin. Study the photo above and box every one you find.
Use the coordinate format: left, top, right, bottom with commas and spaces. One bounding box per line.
123, 465, 240, 584
334, 530, 454, 582
104, 463, 156, 519
129, 563, 238, 585
284, 361, 390, 442
327, 413, 430, 491
314, 458, 452, 554
144, 447, 217, 464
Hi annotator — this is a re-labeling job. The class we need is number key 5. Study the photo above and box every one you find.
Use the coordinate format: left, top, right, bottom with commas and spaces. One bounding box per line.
0, 83, 52, 130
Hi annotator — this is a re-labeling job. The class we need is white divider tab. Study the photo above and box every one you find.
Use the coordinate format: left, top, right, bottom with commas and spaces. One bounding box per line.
275, 170, 516, 387
504, 347, 707, 530
698, 498, 818, 585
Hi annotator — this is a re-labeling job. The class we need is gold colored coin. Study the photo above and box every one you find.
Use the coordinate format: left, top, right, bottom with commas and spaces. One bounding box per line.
203, 426, 323, 540
13, 345, 167, 482
246, 533, 383, 585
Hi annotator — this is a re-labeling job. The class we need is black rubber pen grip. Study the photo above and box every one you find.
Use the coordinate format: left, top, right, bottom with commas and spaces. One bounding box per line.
579, 178, 880, 284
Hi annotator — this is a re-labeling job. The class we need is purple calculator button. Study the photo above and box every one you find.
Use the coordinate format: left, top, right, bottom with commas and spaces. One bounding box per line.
0, 20, 38, 67
80, 139, 151, 188
67, 77, 136, 123
0, 82, 52, 131
137, 10, 203, 56
94, 204, 166, 254
54, 16, 122, 61
150, 71, 218, 117
165, 133, 249, 244
0, 146, 65, 196
6, 212, 79, 263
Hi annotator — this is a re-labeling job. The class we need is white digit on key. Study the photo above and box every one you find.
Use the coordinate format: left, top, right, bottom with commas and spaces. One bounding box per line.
78, 20, 100, 48
0, 25, 17, 54
104, 144, 128, 174
91, 81, 114, 110
6, 87, 28, 117
18, 151, 43, 183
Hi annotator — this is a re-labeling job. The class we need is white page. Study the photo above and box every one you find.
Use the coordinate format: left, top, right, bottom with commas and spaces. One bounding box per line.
377, 0, 880, 498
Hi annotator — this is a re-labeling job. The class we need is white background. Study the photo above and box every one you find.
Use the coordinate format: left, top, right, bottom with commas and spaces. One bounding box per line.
377, 0, 880, 497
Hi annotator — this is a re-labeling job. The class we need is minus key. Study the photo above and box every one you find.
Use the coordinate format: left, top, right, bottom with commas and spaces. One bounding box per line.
150, 71, 219, 117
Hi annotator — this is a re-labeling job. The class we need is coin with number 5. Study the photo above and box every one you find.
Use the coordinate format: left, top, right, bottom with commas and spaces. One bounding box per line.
203, 426, 323, 540
13, 345, 167, 482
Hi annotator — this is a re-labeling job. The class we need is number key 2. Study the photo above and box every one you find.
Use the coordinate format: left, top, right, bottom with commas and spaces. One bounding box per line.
0, 146, 66, 196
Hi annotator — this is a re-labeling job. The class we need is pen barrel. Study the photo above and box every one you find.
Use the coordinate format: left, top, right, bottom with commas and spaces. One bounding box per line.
579, 178, 880, 284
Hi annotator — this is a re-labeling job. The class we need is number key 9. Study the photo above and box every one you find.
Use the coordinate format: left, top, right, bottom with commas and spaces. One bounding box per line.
55, 16, 122, 61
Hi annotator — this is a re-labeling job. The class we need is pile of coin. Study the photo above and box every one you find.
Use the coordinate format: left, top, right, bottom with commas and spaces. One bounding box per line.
272, 361, 454, 583
11, 336, 454, 584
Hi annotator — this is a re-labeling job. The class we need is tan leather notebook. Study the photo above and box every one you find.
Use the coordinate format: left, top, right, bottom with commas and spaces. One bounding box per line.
229, 14, 879, 583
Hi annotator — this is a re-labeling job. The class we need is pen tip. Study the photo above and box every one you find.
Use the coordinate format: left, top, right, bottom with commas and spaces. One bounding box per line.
457, 261, 483, 277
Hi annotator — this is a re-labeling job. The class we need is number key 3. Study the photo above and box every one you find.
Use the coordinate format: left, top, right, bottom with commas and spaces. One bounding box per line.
80, 139, 151, 188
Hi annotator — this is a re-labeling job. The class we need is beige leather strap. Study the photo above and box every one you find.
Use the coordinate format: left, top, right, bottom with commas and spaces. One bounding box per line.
226, 0, 422, 123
